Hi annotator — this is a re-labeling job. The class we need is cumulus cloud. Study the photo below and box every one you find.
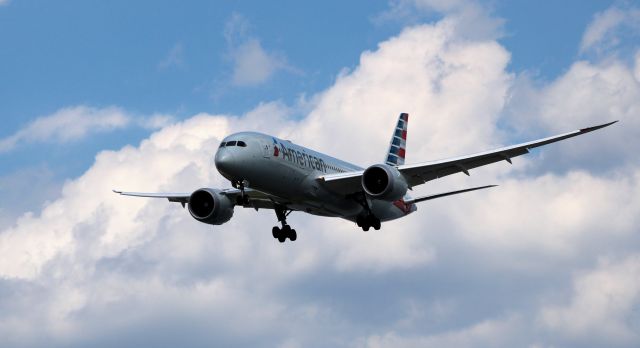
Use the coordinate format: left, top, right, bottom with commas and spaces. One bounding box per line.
1, 7, 639, 348
224, 13, 294, 86
0, 106, 174, 153
580, 4, 640, 55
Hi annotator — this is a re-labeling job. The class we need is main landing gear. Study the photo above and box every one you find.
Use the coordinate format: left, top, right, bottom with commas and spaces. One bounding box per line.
356, 214, 381, 231
351, 192, 381, 232
272, 205, 297, 243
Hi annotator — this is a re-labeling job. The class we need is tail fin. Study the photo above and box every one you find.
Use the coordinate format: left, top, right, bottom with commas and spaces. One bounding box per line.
385, 113, 408, 166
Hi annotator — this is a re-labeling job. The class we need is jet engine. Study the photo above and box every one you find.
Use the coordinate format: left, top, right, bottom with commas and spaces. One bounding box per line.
361, 164, 408, 201
188, 188, 234, 225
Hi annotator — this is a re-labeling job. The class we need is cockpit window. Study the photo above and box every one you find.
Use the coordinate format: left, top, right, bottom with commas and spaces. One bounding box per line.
237, 141, 247, 147
219, 142, 227, 148
227, 140, 237, 146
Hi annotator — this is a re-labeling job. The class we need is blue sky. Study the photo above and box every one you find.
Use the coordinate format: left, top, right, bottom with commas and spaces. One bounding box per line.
1, 1, 640, 347
0, 0, 615, 178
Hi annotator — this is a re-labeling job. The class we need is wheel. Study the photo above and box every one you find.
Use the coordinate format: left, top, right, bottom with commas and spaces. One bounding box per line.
278, 235, 287, 243
373, 219, 381, 230
272, 226, 280, 238
362, 225, 370, 232
289, 229, 297, 241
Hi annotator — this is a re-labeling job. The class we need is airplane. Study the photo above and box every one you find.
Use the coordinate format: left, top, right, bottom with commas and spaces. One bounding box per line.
114, 113, 617, 243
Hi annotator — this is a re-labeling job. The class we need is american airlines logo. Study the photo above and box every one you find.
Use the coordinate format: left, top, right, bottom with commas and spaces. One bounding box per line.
273, 138, 327, 173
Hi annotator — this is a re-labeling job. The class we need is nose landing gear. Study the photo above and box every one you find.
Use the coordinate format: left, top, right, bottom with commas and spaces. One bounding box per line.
231, 180, 250, 205
272, 205, 297, 243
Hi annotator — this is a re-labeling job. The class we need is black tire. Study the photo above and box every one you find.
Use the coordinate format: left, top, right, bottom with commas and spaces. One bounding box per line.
272, 226, 280, 238
373, 220, 381, 230
278, 235, 286, 243
289, 229, 297, 241
363, 225, 370, 232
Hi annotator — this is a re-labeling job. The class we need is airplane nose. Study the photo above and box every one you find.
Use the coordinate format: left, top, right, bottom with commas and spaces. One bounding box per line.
214, 150, 235, 175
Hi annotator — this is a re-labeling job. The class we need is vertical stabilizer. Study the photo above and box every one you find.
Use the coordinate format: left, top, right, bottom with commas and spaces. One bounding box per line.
385, 113, 408, 166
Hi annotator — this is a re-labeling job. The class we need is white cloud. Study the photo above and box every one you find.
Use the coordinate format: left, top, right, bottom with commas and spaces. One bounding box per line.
376, 0, 504, 41
224, 13, 293, 86
359, 315, 525, 348
0, 8, 639, 348
0, 0, 10, 6
0, 106, 174, 153
540, 255, 640, 345
580, 5, 640, 55
230, 38, 288, 86
0, 106, 129, 153
157, 42, 185, 70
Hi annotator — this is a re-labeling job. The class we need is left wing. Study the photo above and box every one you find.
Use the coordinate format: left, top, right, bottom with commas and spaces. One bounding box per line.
318, 121, 617, 194
113, 187, 285, 210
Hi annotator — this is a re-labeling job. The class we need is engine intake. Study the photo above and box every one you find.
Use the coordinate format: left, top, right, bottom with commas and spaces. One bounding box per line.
362, 164, 408, 201
188, 188, 234, 225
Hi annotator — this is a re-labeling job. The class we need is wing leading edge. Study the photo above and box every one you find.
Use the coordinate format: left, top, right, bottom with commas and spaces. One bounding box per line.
318, 120, 617, 194
113, 188, 284, 210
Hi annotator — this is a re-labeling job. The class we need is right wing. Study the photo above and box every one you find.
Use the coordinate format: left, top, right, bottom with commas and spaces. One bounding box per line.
317, 121, 617, 194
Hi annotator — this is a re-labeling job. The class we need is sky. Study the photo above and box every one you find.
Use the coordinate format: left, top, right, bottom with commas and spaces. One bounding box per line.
0, 0, 639, 347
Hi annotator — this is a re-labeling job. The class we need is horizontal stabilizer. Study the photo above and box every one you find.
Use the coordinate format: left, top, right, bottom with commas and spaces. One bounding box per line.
405, 185, 497, 204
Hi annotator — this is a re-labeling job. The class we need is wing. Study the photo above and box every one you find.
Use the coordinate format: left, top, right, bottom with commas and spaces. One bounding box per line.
404, 185, 497, 204
113, 188, 286, 210
317, 121, 617, 194
112, 190, 190, 203
399, 121, 617, 187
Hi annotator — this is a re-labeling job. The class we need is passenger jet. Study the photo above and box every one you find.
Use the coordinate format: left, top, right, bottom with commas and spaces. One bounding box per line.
114, 113, 616, 243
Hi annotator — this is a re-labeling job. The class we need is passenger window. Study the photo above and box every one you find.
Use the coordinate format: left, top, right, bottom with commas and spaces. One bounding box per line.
227, 141, 237, 146
237, 141, 247, 147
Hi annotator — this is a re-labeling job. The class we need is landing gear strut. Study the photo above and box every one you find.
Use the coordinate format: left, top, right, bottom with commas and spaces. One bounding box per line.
272, 205, 297, 243
232, 180, 249, 205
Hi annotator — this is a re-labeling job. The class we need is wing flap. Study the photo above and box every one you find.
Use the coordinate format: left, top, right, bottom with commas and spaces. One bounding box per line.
317, 171, 364, 195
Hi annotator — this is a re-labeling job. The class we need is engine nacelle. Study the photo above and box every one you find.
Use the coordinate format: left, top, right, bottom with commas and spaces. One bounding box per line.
188, 188, 235, 225
361, 164, 408, 201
